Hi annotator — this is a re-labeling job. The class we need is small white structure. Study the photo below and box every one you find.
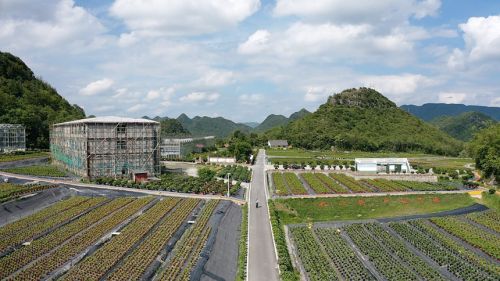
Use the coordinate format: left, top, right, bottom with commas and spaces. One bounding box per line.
355, 158, 411, 174
268, 140, 288, 148
207, 157, 236, 164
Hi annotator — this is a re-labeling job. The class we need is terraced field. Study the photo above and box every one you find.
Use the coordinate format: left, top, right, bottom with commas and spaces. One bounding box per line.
0, 194, 231, 280
270, 172, 459, 196
288, 209, 500, 281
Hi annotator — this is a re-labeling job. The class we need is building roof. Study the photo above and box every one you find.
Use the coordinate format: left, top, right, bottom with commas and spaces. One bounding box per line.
268, 140, 288, 146
355, 158, 409, 164
0, 124, 25, 129
54, 116, 159, 126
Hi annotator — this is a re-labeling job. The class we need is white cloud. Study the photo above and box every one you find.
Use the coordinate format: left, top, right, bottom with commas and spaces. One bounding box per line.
127, 103, 146, 113
238, 30, 271, 54
179, 92, 220, 103
438, 92, 468, 104
110, 0, 260, 37
492, 97, 500, 107
304, 87, 331, 102
448, 15, 500, 69
360, 74, 435, 102
239, 94, 263, 105
274, 0, 440, 23
238, 22, 415, 64
0, 0, 105, 50
146, 90, 160, 101
79, 78, 114, 96
195, 70, 234, 87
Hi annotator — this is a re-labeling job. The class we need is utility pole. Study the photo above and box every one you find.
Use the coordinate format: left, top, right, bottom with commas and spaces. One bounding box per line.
226, 173, 231, 197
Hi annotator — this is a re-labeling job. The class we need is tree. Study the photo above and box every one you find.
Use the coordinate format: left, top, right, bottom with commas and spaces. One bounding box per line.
198, 167, 216, 182
468, 123, 500, 182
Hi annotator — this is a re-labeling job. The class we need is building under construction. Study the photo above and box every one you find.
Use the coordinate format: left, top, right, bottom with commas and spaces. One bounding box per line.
50, 117, 160, 179
0, 124, 26, 153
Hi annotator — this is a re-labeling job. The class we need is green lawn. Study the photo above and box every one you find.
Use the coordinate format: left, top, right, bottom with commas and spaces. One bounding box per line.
273, 193, 475, 225
479, 191, 500, 211
2, 165, 67, 177
0, 152, 49, 163
409, 157, 474, 170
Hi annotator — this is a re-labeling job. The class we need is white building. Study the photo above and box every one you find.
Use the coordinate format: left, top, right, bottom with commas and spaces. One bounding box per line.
355, 158, 411, 173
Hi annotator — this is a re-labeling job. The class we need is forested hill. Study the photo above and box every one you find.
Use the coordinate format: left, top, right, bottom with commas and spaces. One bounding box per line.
401, 103, 500, 121
0, 51, 85, 149
269, 88, 464, 156
430, 112, 497, 141
254, 108, 311, 132
176, 114, 252, 138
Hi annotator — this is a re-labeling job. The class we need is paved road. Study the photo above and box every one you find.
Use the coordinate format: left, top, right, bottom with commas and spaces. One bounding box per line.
248, 149, 279, 281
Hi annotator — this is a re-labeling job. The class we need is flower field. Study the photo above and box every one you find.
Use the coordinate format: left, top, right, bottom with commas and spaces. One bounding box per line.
0, 194, 230, 280
269, 172, 460, 196
288, 209, 500, 281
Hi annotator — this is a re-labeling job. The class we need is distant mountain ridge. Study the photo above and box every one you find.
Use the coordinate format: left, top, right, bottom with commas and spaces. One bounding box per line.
430, 112, 497, 141
254, 108, 310, 132
401, 103, 500, 121
268, 88, 463, 155
176, 114, 252, 138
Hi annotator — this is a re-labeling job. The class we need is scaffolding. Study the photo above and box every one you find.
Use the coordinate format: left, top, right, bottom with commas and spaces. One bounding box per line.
50, 117, 160, 179
0, 124, 26, 153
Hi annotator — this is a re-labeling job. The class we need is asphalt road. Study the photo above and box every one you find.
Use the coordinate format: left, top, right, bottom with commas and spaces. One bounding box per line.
248, 149, 279, 281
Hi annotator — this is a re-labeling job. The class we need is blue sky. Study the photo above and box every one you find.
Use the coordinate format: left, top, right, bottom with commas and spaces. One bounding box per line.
1, 0, 499, 122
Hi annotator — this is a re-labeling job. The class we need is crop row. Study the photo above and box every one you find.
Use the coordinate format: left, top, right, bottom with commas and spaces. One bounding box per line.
11, 197, 153, 281
0, 197, 106, 254
315, 173, 348, 193
362, 179, 406, 192
61, 197, 181, 281
389, 222, 495, 280
466, 210, 500, 233
0, 184, 59, 203
314, 227, 375, 280
362, 223, 445, 280
158, 200, 219, 281
409, 219, 500, 278
430, 216, 500, 260
345, 223, 417, 280
290, 227, 337, 281
394, 181, 457, 191
0, 196, 88, 239
108, 198, 201, 281
329, 174, 371, 193
283, 173, 308, 195
300, 173, 330, 194
272, 173, 290, 196
3, 164, 67, 177
0, 197, 128, 279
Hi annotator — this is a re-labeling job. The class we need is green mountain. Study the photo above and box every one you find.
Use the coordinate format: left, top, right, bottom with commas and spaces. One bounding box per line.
243, 122, 260, 128
401, 103, 500, 121
0, 51, 85, 149
176, 114, 252, 138
431, 112, 496, 141
270, 88, 463, 155
255, 108, 311, 132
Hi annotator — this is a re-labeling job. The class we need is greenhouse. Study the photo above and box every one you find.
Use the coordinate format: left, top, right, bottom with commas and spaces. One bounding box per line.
0, 124, 26, 153
50, 117, 160, 179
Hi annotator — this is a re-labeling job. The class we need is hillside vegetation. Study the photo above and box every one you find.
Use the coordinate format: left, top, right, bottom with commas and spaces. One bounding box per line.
177, 113, 252, 138
269, 88, 463, 155
431, 111, 496, 141
401, 103, 500, 121
0, 52, 85, 148
468, 123, 500, 182
255, 108, 310, 132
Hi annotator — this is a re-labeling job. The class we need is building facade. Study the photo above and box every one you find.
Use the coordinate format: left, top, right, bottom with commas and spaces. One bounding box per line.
355, 158, 411, 173
268, 140, 288, 148
50, 117, 160, 179
0, 124, 26, 153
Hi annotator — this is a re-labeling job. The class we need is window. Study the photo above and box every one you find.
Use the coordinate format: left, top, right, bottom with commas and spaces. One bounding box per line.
117, 124, 127, 134
117, 140, 127, 150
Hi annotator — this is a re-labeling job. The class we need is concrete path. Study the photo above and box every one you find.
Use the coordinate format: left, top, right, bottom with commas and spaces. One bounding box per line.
248, 149, 279, 281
